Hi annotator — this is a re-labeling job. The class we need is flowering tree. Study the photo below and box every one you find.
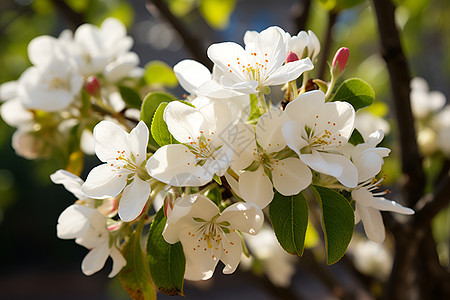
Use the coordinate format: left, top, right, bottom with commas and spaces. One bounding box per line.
0, 0, 449, 299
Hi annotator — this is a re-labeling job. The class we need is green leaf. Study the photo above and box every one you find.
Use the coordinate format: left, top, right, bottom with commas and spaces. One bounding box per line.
144, 60, 178, 88
119, 85, 142, 109
150, 102, 178, 147
147, 208, 185, 296
119, 220, 157, 300
348, 128, 365, 146
141, 92, 176, 150
332, 78, 375, 111
205, 186, 222, 207
199, 0, 236, 30
311, 185, 355, 265
269, 191, 309, 256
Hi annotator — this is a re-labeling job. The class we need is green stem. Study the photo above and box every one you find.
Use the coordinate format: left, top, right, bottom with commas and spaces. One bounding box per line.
324, 74, 336, 100
257, 92, 269, 114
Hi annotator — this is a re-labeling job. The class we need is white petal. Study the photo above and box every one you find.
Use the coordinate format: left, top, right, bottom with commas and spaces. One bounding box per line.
254, 27, 287, 75
224, 172, 242, 198
81, 243, 110, 276
264, 58, 313, 86
50, 169, 85, 200
272, 158, 312, 195
164, 101, 205, 143
355, 151, 385, 182
93, 121, 130, 162
127, 121, 149, 165
220, 232, 243, 274
146, 144, 212, 186
0, 81, 17, 101
1, 98, 33, 127
239, 166, 274, 209
57, 205, 95, 239
219, 202, 264, 235
229, 123, 257, 172
207, 42, 248, 83
357, 204, 385, 243
82, 164, 127, 199
256, 109, 288, 152
281, 120, 309, 156
202, 145, 233, 177
371, 198, 415, 215
284, 90, 325, 121
103, 52, 139, 82
173, 59, 211, 94
108, 247, 127, 278
220, 76, 259, 94
198, 80, 244, 99
28, 35, 59, 66
118, 177, 151, 222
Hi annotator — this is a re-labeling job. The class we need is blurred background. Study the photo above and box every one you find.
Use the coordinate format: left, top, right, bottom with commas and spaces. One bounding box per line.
0, 0, 449, 299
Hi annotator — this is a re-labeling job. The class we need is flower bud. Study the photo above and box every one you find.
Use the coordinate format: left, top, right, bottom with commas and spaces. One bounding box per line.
332, 47, 349, 77
85, 76, 101, 97
285, 51, 299, 63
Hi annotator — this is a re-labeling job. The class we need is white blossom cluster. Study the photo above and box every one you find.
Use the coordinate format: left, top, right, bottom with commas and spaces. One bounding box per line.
1, 20, 418, 288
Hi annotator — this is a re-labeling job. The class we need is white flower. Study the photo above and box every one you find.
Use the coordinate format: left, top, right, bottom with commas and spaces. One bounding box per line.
173, 59, 251, 122
146, 101, 237, 187
349, 130, 413, 242
17, 56, 83, 112
207, 26, 313, 94
82, 121, 151, 222
163, 194, 264, 280
57, 204, 126, 277
352, 179, 414, 243
51, 169, 118, 217
230, 109, 311, 208
282, 90, 358, 187
287, 30, 321, 61
410, 77, 445, 120
350, 129, 390, 183
73, 18, 139, 82
243, 226, 297, 287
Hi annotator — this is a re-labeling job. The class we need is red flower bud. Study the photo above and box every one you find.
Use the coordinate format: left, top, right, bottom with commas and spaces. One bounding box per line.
286, 51, 299, 63
85, 76, 101, 96
332, 47, 349, 75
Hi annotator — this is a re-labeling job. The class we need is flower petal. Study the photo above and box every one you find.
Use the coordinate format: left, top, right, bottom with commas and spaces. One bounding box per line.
146, 144, 212, 186
239, 166, 274, 208
57, 205, 95, 239
173, 59, 211, 94
220, 232, 243, 274
272, 157, 312, 195
219, 202, 264, 235
127, 121, 149, 165
164, 101, 205, 143
93, 121, 130, 162
256, 109, 288, 152
281, 120, 309, 156
371, 198, 415, 215
50, 169, 85, 200
81, 243, 110, 276
108, 247, 127, 278
82, 164, 127, 199
264, 58, 313, 86
357, 204, 385, 243
118, 177, 151, 222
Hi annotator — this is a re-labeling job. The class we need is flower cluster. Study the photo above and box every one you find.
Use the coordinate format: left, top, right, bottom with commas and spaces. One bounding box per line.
1, 19, 419, 295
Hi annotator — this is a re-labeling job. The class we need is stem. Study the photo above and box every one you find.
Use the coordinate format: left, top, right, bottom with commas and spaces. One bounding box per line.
324, 73, 336, 100
318, 12, 338, 79
257, 92, 269, 114
146, 0, 212, 69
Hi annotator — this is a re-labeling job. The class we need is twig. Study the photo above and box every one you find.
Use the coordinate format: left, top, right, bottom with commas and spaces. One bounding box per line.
290, 0, 312, 34
317, 11, 337, 79
372, 0, 425, 207
146, 0, 212, 69
413, 171, 450, 229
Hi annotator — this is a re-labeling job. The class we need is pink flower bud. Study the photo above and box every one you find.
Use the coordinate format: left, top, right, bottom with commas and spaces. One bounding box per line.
332, 47, 349, 75
85, 76, 101, 96
286, 51, 299, 63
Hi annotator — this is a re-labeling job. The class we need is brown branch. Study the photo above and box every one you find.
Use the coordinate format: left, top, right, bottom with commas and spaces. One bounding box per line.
317, 11, 337, 79
372, 0, 425, 208
146, 0, 212, 69
413, 171, 450, 229
290, 0, 312, 34
50, 0, 85, 29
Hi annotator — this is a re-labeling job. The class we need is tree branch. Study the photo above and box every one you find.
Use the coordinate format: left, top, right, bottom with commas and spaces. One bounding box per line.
372, 0, 425, 207
413, 171, 450, 229
318, 11, 337, 79
146, 0, 212, 69
290, 0, 312, 34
